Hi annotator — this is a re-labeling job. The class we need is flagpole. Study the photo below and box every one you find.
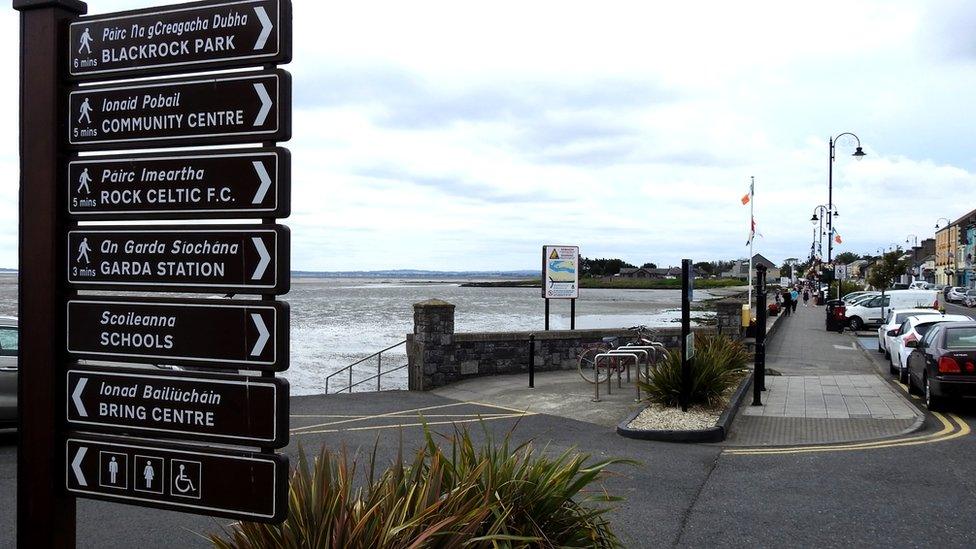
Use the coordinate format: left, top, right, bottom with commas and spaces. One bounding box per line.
748, 176, 754, 308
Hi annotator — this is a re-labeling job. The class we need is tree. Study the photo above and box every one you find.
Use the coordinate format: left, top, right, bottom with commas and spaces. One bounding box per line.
641, 262, 657, 269
867, 249, 910, 291
834, 252, 860, 265
693, 262, 714, 276
579, 257, 636, 277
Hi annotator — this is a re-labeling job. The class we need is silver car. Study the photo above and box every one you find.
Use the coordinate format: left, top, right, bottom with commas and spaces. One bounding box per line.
0, 316, 17, 429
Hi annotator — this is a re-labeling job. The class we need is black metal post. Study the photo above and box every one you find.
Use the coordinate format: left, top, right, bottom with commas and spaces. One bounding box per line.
680, 259, 692, 412
14, 1, 87, 547
544, 298, 550, 330
570, 298, 575, 329
528, 334, 535, 388
752, 265, 768, 404
828, 137, 834, 263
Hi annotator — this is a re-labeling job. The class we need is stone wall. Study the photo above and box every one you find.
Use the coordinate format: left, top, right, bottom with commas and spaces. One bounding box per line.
407, 299, 718, 391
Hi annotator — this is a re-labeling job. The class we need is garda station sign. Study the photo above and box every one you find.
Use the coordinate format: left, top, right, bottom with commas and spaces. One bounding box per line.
66, 297, 289, 371
67, 367, 289, 447
68, 69, 291, 149
67, 436, 288, 522
67, 224, 289, 293
68, 148, 290, 220
69, 0, 291, 79
542, 245, 580, 299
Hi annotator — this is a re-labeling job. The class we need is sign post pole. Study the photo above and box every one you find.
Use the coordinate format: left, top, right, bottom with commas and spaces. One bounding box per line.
14, 1, 88, 546
753, 265, 768, 405
680, 259, 692, 412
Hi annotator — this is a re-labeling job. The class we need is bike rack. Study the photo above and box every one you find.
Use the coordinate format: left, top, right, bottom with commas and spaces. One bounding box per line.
592, 352, 638, 402
608, 348, 648, 400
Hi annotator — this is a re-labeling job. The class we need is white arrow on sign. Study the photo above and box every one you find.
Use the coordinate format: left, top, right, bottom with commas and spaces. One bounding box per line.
251, 237, 270, 280
253, 83, 272, 126
72, 377, 88, 418
251, 313, 269, 356
72, 446, 88, 487
253, 6, 273, 50
252, 161, 271, 204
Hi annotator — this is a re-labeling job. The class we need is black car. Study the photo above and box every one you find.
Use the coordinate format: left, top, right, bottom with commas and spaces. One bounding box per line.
905, 321, 976, 411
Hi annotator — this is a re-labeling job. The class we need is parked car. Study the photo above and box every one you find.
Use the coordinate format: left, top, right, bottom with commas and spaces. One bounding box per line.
891, 283, 910, 290
889, 314, 972, 382
964, 289, 976, 307
877, 308, 943, 357
846, 292, 880, 306
0, 316, 17, 429
845, 290, 940, 331
906, 321, 976, 410
908, 281, 930, 290
843, 291, 876, 303
946, 287, 969, 303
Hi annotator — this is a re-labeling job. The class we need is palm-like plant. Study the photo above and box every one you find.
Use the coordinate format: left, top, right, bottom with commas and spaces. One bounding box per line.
639, 334, 749, 407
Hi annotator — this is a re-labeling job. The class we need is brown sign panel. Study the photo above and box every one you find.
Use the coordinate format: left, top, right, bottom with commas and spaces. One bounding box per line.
69, 0, 292, 80
67, 367, 289, 447
67, 224, 289, 294
66, 297, 289, 371
66, 436, 288, 522
68, 148, 290, 220
68, 69, 291, 150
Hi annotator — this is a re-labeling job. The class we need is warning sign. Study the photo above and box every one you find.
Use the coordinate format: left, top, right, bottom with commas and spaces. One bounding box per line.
542, 245, 579, 299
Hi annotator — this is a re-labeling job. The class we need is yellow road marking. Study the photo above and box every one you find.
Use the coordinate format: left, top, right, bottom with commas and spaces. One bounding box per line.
290, 402, 475, 432
290, 412, 535, 436
291, 413, 518, 419
290, 401, 536, 432
725, 412, 969, 455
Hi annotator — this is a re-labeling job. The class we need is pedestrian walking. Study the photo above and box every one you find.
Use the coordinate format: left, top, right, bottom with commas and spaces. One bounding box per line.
790, 287, 799, 313
802, 288, 810, 307
782, 288, 792, 316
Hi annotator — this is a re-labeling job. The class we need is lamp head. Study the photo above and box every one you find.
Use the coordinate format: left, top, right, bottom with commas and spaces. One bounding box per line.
853, 146, 866, 161
811, 214, 818, 223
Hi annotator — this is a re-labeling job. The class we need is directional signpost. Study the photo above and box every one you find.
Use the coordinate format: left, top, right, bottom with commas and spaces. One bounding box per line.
69, 0, 291, 79
67, 297, 289, 370
15, 0, 294, 542
67, 224, 289, 293
66, 437, 288, 521
68, 148, 290, 219
68, 69, 291, 149
67, 368, 289, 446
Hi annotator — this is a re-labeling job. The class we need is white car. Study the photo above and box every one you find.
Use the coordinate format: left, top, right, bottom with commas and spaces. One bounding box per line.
843, 291, 876, 303
964, 289, 976, 307
845, 290, 940, 331
877, 308, 943, 357
946, 287, 969, 303
889, 314, 973, 383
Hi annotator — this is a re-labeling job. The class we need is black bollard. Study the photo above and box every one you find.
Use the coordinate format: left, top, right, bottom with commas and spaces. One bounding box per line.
528, 334, 535, 388
752, 265, 768, 405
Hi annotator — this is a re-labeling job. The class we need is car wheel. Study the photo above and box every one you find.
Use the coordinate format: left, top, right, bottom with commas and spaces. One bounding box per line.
925, 375, 943, 412
849, 317, 863, 331
899, 364, 909, 385
906, 370, 919, 395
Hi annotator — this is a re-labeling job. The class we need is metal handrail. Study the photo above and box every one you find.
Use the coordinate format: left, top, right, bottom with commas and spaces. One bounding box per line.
325, 339, 407, 394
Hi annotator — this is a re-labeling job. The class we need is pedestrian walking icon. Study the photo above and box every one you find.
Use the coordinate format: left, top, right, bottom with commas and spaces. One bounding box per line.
78, 98, 93, 125
170, 459, 201, 499
78, 27, 93, 54
76, 237, 91, 264
77, 168, 92, 194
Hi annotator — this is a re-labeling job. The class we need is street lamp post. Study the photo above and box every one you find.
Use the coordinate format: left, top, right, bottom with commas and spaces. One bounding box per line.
828, 133, 866, 263
811, 204, 837, 262
906, 234, 919, 281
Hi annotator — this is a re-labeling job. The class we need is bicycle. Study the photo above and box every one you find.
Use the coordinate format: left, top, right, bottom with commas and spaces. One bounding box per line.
577, 325, 664, 384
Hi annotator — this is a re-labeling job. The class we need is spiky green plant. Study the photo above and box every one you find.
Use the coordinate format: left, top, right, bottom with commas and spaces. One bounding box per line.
207, 425, 630, 548
639, 334, 749, 407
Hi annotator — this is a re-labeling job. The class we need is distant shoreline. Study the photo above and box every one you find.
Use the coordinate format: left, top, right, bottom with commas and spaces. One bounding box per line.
461, 278, 746, 290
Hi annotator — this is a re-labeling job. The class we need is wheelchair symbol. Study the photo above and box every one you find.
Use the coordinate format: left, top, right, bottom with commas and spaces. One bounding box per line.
169, 459, 201, 499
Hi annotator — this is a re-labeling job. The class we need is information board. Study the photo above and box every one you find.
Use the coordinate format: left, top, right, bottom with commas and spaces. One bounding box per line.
542, 245, 579, 299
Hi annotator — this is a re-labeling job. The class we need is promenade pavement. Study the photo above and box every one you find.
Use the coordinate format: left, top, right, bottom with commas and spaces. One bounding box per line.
728, 302, 923, 446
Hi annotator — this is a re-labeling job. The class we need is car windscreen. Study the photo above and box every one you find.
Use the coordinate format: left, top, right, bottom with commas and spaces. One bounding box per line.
915, 323, 939, 337
968, 290, 976, 296
0, 326, 17, 357
945, 327, 976, 349
895, 312, 938, 323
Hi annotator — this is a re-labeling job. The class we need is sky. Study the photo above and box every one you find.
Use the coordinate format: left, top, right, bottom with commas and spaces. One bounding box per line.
1, 0, 975, 271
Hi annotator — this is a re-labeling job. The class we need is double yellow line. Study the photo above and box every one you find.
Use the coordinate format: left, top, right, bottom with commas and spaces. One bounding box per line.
724, 412, 970, 456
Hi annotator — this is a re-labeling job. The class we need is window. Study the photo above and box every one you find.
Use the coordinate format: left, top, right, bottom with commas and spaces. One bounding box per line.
0, 327, 17, 357
919, 327, 940, 349
945, 328, 976, 349
898, 321, 911, 336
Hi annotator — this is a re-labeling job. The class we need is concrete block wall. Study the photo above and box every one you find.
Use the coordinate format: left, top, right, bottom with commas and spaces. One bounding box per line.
407, 299, 718, 391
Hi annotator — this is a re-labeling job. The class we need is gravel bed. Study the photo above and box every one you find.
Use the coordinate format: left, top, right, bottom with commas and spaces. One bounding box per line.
627, 402, 723, 431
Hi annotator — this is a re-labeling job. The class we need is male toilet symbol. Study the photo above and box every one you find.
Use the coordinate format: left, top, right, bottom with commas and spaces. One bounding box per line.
76, 237, 91, 264
77, 168, 91, 194
78, 27, 93, 54
78, 97, 93, 125
108, 456, 118, 484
